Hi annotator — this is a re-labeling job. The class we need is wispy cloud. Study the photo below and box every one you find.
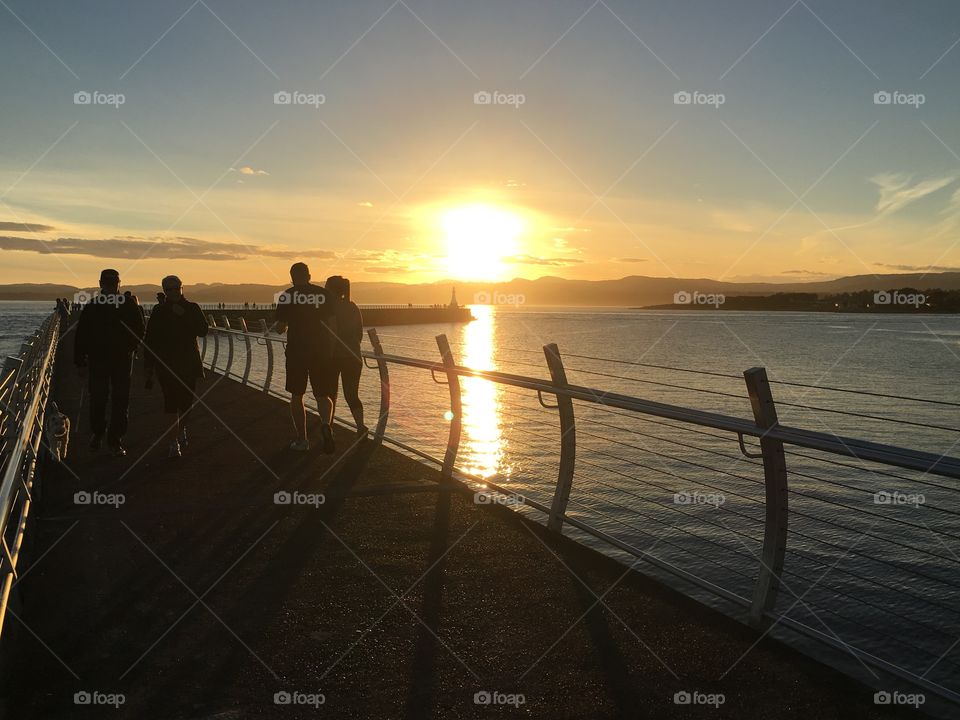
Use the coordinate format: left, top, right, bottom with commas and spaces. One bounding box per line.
875, 262, 960, 273
364, 266, 409, 274
506, 254, 583, 266
782, 269, 831, 276
871, 173, 956, 215
0, 235, 332, 261
232, 166, 269, 176
619, 257, 647, 263
0, 221, 55, 232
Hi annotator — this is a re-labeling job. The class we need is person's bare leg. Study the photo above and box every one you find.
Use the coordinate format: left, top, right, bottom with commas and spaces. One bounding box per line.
349, 399, 364, 433
290, 393, 307, 440
315, 393, 333, 426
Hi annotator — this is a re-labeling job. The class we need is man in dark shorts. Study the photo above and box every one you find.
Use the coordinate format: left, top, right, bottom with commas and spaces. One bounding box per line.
275, 262, 337, 453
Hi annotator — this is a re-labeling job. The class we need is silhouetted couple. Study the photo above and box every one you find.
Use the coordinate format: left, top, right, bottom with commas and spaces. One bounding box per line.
275, 262, 365, 453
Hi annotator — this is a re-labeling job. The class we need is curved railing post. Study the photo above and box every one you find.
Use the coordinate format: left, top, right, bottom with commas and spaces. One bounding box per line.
209, 321, 220, 373
259, 319, 273, 394
544, 344, 576, 533
221, 318, 235, 378
237, 318, 252, 385
367, 329, 390, 443
436, 334, 462, 481
744, 367, 788, 628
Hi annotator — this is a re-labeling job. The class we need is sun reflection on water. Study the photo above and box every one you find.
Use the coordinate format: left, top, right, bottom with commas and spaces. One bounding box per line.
459, 305, 509, 479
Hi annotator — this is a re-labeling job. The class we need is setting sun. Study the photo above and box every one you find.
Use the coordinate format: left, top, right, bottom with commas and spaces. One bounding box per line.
440, 203, 526, 281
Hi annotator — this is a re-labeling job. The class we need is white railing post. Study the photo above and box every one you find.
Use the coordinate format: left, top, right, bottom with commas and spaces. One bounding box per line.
366, 329, 390, 444
210, 323, 220, 372
544, 344, 576, 533
222, 321, 234, 378
239, 319, 252, 385
258, 319, 274, 394
436, 334, 462, 480
744, 367, 788, 628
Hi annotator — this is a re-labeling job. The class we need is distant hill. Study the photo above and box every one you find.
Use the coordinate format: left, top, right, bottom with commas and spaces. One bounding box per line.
4, 273, 960, 307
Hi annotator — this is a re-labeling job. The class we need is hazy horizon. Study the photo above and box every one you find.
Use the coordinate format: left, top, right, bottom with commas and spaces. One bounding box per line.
3, 1, 960, 288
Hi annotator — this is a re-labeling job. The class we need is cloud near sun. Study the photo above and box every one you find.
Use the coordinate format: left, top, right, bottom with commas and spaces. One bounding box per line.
0, 235, 329, 261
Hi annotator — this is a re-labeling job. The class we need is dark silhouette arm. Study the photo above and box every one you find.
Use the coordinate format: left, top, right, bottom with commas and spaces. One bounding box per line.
74, 304, 90, 367
190, 302, 208, 338
143, 312, 158, 373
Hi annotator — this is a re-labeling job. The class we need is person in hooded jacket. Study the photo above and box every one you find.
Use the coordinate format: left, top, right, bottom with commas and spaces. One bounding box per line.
143, 275, 209, 459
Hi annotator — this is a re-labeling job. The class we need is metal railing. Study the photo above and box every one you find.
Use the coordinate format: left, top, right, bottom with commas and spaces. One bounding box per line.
0, 312, 60, 639
199, 317, 960, 704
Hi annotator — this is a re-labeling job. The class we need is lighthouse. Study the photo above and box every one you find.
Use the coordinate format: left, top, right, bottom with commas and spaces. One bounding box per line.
449, 286, 459, 308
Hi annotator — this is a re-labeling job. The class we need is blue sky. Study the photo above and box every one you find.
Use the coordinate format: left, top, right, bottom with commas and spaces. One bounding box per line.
1, 0, 960, 285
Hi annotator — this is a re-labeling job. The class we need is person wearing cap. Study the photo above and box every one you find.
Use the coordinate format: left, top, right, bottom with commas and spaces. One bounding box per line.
143, 276, 208, 459
74, 269, 145, 456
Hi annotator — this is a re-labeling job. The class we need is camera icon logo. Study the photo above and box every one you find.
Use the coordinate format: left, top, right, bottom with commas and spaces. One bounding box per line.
673, 291, 692, 305
673, 690, 692, 705
74, 691, 92, 704
474, 691, 492, 705
73, 91, 92, 105
873, 291, 891, 305
74, 491, 92, 505
473, 91, 492, 105
473, 491, 492, 505
273, 491, 292, 505
874, 690, 891, 705
274, 91, 292, 105
473, 291, 491, 304
873, 91, 892, 105
274, 691, 292, 705
674, 91, 692, 105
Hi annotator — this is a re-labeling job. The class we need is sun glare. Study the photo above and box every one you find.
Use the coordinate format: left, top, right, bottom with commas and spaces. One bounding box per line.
440, 203, 525, 281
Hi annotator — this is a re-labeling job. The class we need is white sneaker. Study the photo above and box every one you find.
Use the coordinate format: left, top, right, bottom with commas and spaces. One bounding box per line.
168, 441, 181, 459
289, 438, 309, 452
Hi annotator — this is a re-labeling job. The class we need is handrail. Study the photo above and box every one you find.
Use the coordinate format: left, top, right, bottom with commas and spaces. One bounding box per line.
207, 327, 960, 479
0, 312, 60, 640
197, 323, 960, 705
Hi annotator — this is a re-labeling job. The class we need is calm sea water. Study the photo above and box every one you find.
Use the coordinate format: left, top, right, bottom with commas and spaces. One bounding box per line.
6, 302, 959, 696
0, 301, 60, 359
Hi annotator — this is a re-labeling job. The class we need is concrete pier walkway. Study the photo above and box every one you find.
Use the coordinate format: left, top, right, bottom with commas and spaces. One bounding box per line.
0, 342, 911, 719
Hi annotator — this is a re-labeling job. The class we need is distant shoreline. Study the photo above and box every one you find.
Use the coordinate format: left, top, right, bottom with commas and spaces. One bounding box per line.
638, 305, 959, 314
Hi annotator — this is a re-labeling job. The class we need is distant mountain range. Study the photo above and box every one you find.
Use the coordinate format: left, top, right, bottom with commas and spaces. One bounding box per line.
4, 272, 960, 307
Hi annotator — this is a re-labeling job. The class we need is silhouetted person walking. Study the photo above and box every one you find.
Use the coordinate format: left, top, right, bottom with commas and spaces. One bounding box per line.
74, 269, 145, 456
143, 276, 208, 459
275, 262, 336, 453
326, 275, 366, 439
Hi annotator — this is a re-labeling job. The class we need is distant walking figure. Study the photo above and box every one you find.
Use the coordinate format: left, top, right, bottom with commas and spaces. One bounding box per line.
143, 276, 209, 459
326, 275, 367, 439
275, 262, 337, 453
74, 269, 145, 456
55, 298, 69, 324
